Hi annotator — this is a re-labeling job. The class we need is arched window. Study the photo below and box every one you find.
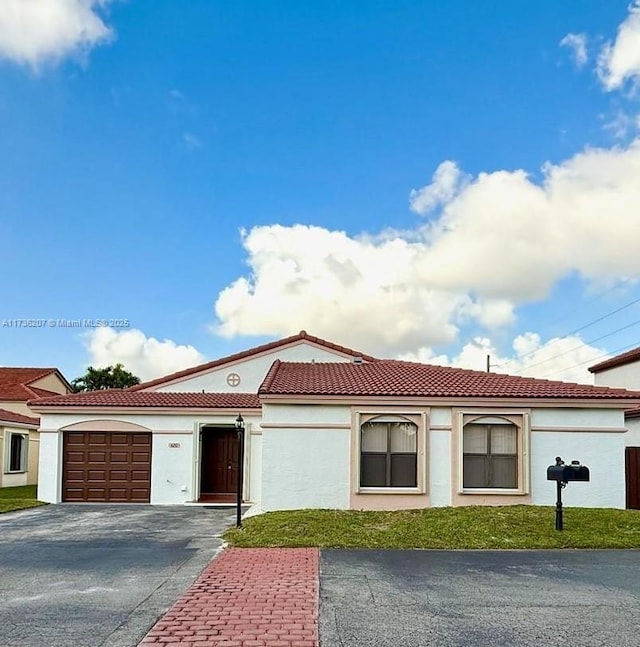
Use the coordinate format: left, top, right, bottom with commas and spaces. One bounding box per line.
360, 417, 418, 488
463, 417, 517, 489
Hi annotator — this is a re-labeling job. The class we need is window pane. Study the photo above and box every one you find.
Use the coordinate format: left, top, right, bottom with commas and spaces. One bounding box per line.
463, 425, 487, 453
492, 456, 517, 488
463, 455, 487, 488
9, 435, 24, 472
491, 426, 517, 454
390, 454, 417, 487
389, 422, 417, 453
361, 454, 386, 487
361, 423, 387, 452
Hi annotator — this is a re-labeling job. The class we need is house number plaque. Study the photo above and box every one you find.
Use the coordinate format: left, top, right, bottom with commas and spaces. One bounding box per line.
168, 442, 181, 448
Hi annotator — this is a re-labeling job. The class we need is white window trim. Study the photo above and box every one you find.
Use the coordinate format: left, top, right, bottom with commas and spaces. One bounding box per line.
4, 431, 28, 474
457, 410, 530, 495
354, 410, 429, 494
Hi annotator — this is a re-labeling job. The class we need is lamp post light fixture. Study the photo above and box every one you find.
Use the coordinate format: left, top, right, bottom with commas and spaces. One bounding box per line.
235, 414, 245, 528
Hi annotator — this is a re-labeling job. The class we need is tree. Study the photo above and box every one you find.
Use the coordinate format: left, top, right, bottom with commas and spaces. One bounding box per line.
71, 363, 141, 392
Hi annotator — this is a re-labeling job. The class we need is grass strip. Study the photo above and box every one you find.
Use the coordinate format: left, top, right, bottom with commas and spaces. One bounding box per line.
223, 505, 640, 549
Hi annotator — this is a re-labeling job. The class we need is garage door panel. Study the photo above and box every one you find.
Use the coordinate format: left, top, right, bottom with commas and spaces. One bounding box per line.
63, 432, 151, 503
65, 450, 87, 462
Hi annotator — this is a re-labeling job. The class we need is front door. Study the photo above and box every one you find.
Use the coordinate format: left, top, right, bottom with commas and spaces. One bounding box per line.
200, 428, 239, 500
626, 447, 640, 509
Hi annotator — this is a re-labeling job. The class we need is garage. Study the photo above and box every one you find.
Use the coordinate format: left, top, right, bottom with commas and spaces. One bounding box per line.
63, 431, 151, 502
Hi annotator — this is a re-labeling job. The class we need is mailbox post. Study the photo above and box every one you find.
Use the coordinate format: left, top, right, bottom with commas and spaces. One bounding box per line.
546, 457, 590, 531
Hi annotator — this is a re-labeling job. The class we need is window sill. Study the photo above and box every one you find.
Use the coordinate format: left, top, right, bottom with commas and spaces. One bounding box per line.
460, 488, 526, 495
4, 470, 27, 475
357, 487, 424, 495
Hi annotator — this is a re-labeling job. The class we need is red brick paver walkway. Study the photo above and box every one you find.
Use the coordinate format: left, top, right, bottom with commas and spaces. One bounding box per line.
139, 547, 319, 646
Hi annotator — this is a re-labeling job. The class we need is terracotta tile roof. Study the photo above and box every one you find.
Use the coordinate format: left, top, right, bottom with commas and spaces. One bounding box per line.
589, 346, 640, 373
29, 390, 261, 409
0, 367, 71, 400
0, 408, 39, 427
259, 360, 640, 400
129, 330, 377, 392
626, 407, 640, 419
0, 367, 57, 386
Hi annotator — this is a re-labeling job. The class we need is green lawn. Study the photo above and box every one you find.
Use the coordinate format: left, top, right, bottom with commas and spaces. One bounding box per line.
0, 484, 46, 514
223, 505, 640, 549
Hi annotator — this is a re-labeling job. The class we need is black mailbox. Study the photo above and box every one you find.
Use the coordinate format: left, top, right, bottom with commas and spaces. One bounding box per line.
547, 460, 590, 483
547, 457, 590, 531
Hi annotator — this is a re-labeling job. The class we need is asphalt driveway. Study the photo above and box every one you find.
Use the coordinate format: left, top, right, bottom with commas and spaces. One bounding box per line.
0, 504, 236, 647
320, 549, 640, 647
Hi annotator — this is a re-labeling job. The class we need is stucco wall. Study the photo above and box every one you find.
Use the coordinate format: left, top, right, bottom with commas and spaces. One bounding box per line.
430, 430, 452, 506
261, 403, 627, 511
38, 431, 61, 502
31, 373, 70, 395
593, 362, 640, 390
261, 427, 350, 511
37, 411, 262, 505
530, 430, 625, 508
36, 402, 629, 509
0, 401, 33, 416
155, 343, 357, 393
27, 431, 39, 485
1, 426, 36, 489
626, 418, 640, 446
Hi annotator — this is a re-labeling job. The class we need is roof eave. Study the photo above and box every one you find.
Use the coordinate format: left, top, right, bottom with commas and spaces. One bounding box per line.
32, 405, 263, 416
259, 393, 640, 408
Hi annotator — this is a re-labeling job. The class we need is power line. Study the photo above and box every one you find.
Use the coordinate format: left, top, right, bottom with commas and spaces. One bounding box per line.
492, 285, 640, 370
519, 318, 640, 374
493, 274, 640, 368
536, 341, 640, 381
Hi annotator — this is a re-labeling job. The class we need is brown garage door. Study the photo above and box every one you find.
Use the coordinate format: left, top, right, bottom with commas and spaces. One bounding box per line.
63, 432, 151, 502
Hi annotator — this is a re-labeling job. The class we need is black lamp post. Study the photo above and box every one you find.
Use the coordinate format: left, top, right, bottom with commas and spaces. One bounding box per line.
235, 414, 245, 527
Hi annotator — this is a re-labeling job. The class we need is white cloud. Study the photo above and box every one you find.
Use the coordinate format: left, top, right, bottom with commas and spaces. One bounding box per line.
83, 327, 205, 381
603, 109, 640, 139
560, 33, 588, 68
399, 333, 606, 384
214, 138, 640, 357
409, 161, 469, 215
0, 0, 114, 70
597, 1, 640, 90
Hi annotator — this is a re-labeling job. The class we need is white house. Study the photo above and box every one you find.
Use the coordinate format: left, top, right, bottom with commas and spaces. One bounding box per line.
589, 348, 640, 508
0, 367, 72, 489
30, 331, 640, 510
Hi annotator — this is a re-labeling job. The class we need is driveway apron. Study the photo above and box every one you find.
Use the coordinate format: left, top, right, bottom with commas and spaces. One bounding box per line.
0, 504, 235, 647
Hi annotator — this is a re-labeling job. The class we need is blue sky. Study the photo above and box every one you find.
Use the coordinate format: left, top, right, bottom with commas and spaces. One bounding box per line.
1, 0, 640, 384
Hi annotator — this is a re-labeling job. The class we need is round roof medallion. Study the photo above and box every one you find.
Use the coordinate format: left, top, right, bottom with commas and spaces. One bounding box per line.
226, 372, 241, 388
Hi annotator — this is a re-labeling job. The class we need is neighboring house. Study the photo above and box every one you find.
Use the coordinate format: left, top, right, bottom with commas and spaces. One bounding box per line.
589, 348, 640, 508
30, 331, 640, 510
0, 368, 72, 488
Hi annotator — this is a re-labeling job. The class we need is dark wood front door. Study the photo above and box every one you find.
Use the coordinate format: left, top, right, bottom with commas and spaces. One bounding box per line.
200, 428, 238, 498
626, 447, 640, 509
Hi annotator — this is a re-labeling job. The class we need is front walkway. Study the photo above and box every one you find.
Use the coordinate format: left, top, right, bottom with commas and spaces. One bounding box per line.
139, 547, 319, 647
